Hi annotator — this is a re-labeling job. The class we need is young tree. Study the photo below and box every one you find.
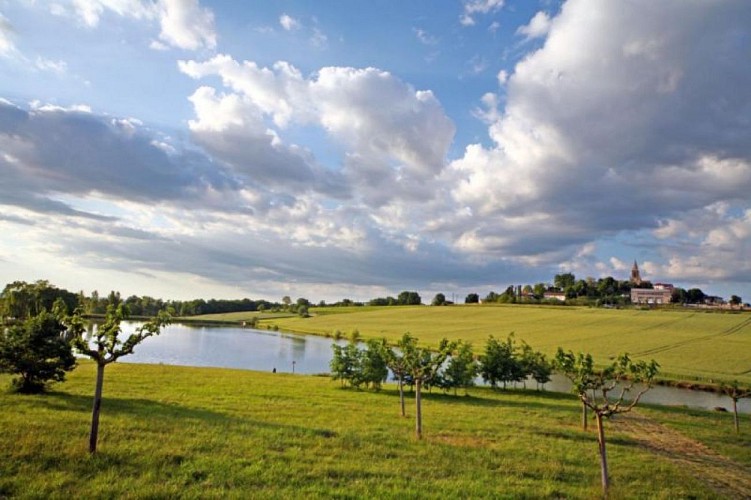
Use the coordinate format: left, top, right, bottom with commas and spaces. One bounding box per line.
69, 304, 170, 453
442, 341, 477, 395
385, 333, 417, 417
554, 349, 659, 495
0, 307, 77, 393
479, 335, 524, 389
403, 337, 456, 439
555, 349, 593, 430
519, 341, 552, 390
360, 338, 389, 390
720, 380, 751, 434
330, 341, 362, 387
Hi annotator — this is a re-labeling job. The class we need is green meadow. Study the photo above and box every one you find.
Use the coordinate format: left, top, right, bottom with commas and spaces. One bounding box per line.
1, 362, 750, 498
242, 305, 751, 385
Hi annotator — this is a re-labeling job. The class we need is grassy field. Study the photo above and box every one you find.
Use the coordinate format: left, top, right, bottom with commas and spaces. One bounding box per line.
245, 305, 751, 385
1, 362, 750, 498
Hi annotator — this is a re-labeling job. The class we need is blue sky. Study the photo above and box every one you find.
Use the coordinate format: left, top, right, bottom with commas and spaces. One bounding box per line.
1, 0, 750, 303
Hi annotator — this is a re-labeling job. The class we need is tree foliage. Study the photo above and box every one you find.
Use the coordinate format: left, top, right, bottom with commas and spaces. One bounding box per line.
431, 293, 447, 306
0, 280, 78, 320
69, 304, 170, 453
720, 380, 751, 434
402, 337, 457, 438
464, 293, 479, 304
0, 305, 77, 393
554, 349, 659, 495
479, 335, 525, 389
440, 341, 477, 395
330, 339, 388, 390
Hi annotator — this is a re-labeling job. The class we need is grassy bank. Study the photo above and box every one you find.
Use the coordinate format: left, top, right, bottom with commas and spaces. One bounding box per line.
1, 362, 750, 498
244, 304, 751, 385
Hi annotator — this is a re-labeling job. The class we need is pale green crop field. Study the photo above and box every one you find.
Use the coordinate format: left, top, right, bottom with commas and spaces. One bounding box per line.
261, 305, 751, 384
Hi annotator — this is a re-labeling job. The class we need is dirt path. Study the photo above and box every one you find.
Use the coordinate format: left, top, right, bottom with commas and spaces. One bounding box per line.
615, 411, 751, 498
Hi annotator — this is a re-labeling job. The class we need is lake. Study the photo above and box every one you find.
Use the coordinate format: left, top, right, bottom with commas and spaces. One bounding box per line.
112, 321, 749, 414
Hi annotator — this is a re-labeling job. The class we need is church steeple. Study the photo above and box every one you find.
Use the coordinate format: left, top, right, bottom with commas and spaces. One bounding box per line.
631, 260, 642, 285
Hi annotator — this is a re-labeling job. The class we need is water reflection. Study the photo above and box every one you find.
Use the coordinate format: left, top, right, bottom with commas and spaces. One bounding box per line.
114, 321, 749, 414
119, 321, 346, 374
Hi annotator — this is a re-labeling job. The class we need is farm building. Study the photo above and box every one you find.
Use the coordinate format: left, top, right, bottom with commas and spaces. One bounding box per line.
631, 283, 673, 305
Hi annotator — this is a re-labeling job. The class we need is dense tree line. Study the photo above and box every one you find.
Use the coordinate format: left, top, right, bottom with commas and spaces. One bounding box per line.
0, 280, 284, 319
368, 291, 423, 306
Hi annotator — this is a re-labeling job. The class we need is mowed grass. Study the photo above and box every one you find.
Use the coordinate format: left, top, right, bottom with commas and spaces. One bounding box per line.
2, 362, 749, 498
259, 305, 751, 384
179, 311, 296, 322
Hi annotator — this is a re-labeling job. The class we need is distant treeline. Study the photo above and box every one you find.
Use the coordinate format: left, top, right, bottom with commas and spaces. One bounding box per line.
0, 280, 283, 319
1, 276, 739, 322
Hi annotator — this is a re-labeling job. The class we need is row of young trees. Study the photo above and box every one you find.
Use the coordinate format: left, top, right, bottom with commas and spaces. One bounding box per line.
329, 332, 669, 495
331, 334, 554, 438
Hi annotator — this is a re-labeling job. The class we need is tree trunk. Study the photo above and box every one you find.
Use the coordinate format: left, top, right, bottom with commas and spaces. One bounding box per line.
733, 398, 739, 434
415, 378, 422, 439
595, 412, 609, 495
398, 377, 406, 417
89, 362, 105, 454
582, 401, 588, 431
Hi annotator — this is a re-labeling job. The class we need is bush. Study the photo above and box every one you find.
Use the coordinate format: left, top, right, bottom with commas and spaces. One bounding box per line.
0, 312, 76, 393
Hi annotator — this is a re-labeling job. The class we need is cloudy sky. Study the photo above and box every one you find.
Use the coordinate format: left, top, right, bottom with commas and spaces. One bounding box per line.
1, 0, 750, 303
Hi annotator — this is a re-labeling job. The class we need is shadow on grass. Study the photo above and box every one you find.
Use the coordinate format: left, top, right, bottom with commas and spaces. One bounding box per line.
357, 385, 580, 413
37, 390, 231, 423
36, 390, 340, 441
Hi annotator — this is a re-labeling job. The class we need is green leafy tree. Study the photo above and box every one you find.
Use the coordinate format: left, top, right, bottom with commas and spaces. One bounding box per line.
0, 280, 78, 320
479, 334, 525, 389
554, 273, 576, 290
70, 304, 170, 453
431, 293, 446, 306
464, 293, 479, 304
402, 337, 456, 438
529, 351, 553, 390
330, 341, 362, 387
720, 381, 751, 434
729, 295, 742, 307
397, 291, 421, 305
360, 338, 389, 390
554, 349, 659, 495
385, 333, 417, 417
442, 341, 477, 395
0, 305, 77, 393
518, 340, 552, 390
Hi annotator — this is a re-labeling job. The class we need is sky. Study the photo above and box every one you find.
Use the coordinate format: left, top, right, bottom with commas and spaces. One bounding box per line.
0, 0, 750, 303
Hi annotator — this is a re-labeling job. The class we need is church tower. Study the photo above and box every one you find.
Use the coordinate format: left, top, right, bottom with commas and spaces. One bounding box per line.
630, 260, 642, 285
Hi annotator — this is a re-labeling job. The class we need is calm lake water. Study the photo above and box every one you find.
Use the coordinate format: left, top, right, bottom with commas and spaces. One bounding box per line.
112, 321, 749, 414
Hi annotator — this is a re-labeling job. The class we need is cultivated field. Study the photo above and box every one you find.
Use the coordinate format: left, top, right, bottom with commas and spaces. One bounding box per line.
254, 305, 751, 385
1, 362, 749, 498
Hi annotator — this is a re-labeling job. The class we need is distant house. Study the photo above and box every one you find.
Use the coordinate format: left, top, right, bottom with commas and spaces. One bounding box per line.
704, 296, 724, 306
543, 291, 566, 302
631, 283, 673, 305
